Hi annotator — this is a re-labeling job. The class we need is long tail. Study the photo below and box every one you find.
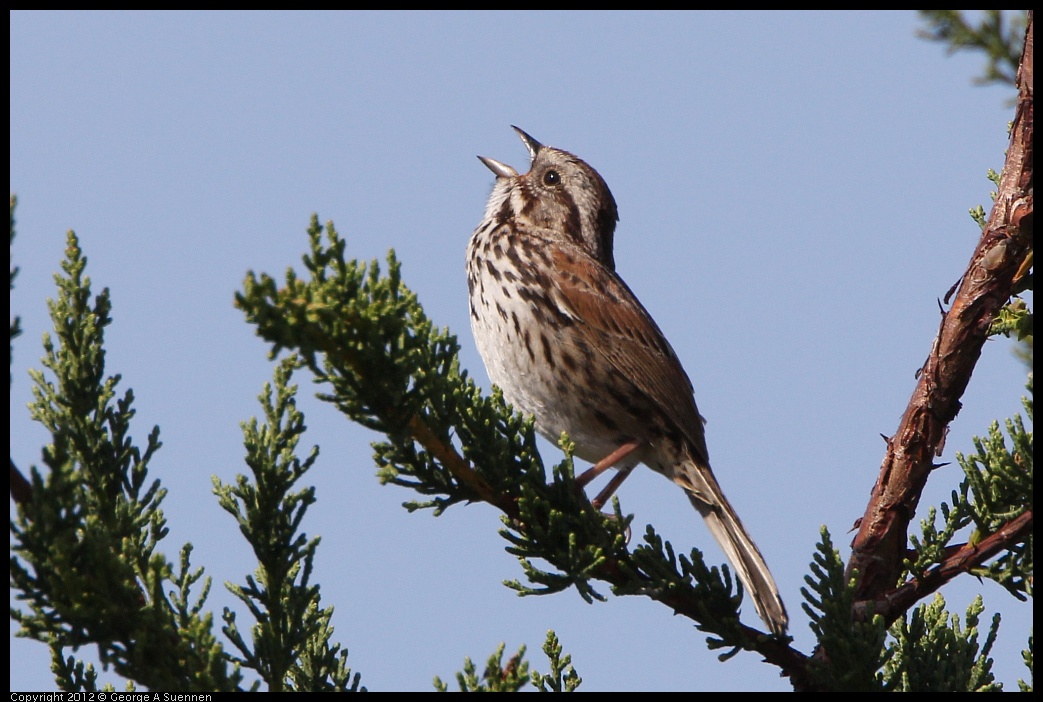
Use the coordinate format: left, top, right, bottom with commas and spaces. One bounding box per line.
676, 459, 788, 636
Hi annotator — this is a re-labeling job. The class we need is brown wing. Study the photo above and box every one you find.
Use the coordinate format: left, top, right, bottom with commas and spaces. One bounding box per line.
546, 242, 711, 465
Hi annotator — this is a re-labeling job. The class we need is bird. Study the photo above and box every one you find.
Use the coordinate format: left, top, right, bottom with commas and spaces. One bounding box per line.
466, 126, 788, 636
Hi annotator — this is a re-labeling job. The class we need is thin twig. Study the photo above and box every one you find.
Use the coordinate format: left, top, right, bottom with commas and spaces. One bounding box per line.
855, 510, 1034, 624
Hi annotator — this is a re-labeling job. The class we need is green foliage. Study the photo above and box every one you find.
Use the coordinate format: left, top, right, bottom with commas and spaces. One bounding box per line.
236, 215, 533, 515
627, 525, 757, 658
976, 165, 1033, 346
215, 356, 362, 691
530, 630, 582, 692
51, 645, 102, 692
499, 440, 631, 604
802, 376, 1033, 693
235, 216, 772, 652
918, 11, 1026, 89
434, 630, 581, 692
1020, 635, 1033, 692
434, 642, 530, 692
893, 380, 1031, 693
800, 528, 887, 691
882, 595, 1001, 691
10, 229, 359, 691
970, 166, 1033, 348
906, 379, 1032, 599
10, 231, 239, 691
956, 390, 1033, 595
990, 297, 1033, 342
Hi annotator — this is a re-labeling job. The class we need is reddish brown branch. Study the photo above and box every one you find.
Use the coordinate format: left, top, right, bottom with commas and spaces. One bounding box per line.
855, 510, 1034, 625
401, 410, 816, 681
405, 414, 516, 517
847, 15, 1033, 614
658, 585, 813, 686
275, 289, 507, 514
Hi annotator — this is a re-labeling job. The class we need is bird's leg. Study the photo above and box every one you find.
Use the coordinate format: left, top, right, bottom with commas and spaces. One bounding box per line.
590, 463, 637, 510
575, 440, 642, 509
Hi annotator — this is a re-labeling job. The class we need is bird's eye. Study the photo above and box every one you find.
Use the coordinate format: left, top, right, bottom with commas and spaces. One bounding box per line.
543, 169, 561, 186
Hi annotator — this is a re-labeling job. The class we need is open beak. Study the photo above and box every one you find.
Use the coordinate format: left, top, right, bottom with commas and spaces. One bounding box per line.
478, 126, 544, 178
477, 155, 517, 178
511, 125, 543, 162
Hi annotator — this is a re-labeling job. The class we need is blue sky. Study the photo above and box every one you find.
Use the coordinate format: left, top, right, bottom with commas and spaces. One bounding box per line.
11, 11, 1031, 692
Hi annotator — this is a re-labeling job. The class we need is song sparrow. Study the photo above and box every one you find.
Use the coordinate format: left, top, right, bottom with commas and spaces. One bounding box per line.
466, 127, 788, 636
